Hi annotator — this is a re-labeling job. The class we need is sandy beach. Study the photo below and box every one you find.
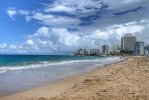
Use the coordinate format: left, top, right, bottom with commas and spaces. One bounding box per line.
1, 56, 149, 100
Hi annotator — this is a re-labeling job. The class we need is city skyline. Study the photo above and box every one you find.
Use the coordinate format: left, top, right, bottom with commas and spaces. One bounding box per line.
0, 0, 149, 54
75, 33, 149, 56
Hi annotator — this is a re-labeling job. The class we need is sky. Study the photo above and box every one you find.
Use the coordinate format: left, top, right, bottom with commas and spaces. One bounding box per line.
0, 0, 149, 54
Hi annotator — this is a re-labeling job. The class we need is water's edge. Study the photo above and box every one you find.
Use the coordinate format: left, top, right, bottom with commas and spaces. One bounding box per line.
0, 56, 124, 96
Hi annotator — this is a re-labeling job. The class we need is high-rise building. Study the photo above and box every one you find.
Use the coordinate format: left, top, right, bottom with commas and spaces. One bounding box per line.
75, 48, 100, 56
144, 45, 149, 56
89, 49, 100, 55
134, 41, 144, 55
76, 49, 83, 55
111, 44, 121, 53
82, 49, 86, 55
94, 49, 100, 55
121, 34, 137, 52
75, 49, 88, 55
90, 49, 94, 55
102, 45, 108, 54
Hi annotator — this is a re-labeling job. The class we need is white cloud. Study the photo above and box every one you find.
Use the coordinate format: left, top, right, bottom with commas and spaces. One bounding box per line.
31, 12, 80, 27
44, 0, 103, 17
18, 10, 29, 15
26, 39, 34, 45
45, 5, 75, 12
0, 43, 7, 49
34, 27, 50, 38
25, 16, 32, 22
107, 24, 143, 37
50, 28, 80, 47
103, 0, 147, 13
7, 7, 17, 18
91, 30, 110, 40
24, 27, 97, 52
7, 7, 30, 20
9, 45, 18, 49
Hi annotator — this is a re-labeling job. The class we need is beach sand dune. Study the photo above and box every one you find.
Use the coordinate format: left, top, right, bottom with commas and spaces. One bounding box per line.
1, 57, 149, 100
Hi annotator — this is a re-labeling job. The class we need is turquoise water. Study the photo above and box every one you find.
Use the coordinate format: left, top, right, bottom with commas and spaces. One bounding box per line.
0, 55, 107, 73
0, 55, 99, 66
0, 55, 122, 96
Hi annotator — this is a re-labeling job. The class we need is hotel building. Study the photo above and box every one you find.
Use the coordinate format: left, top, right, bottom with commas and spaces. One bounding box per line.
121, 34, 137, 52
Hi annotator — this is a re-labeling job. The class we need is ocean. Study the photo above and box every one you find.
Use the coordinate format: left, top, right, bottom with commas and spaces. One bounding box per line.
0, 55, 122, 96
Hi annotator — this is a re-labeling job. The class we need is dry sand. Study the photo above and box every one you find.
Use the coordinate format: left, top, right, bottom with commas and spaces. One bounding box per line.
1, 56, 149, 100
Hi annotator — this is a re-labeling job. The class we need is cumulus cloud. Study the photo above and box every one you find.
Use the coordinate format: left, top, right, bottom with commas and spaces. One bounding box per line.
25, 27, 98, 53
24, 20, 143, 53
34, 27, 50, 38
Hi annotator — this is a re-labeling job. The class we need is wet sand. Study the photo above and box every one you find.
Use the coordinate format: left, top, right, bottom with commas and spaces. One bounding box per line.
1, 56, 149, 100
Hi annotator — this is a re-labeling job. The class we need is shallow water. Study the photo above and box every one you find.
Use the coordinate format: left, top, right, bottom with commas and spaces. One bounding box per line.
0, 55, 122, 96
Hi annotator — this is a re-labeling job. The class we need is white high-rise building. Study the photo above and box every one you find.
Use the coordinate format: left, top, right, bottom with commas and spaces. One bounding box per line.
121, 34, 137, 52
134, 42, 144, 55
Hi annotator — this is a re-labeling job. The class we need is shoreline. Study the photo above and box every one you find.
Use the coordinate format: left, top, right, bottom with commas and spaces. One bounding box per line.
0, 56, 123, 97
0, 57, 126, 100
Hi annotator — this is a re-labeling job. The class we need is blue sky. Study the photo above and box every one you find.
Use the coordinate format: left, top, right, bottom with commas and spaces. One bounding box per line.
0, 0, 149, 54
